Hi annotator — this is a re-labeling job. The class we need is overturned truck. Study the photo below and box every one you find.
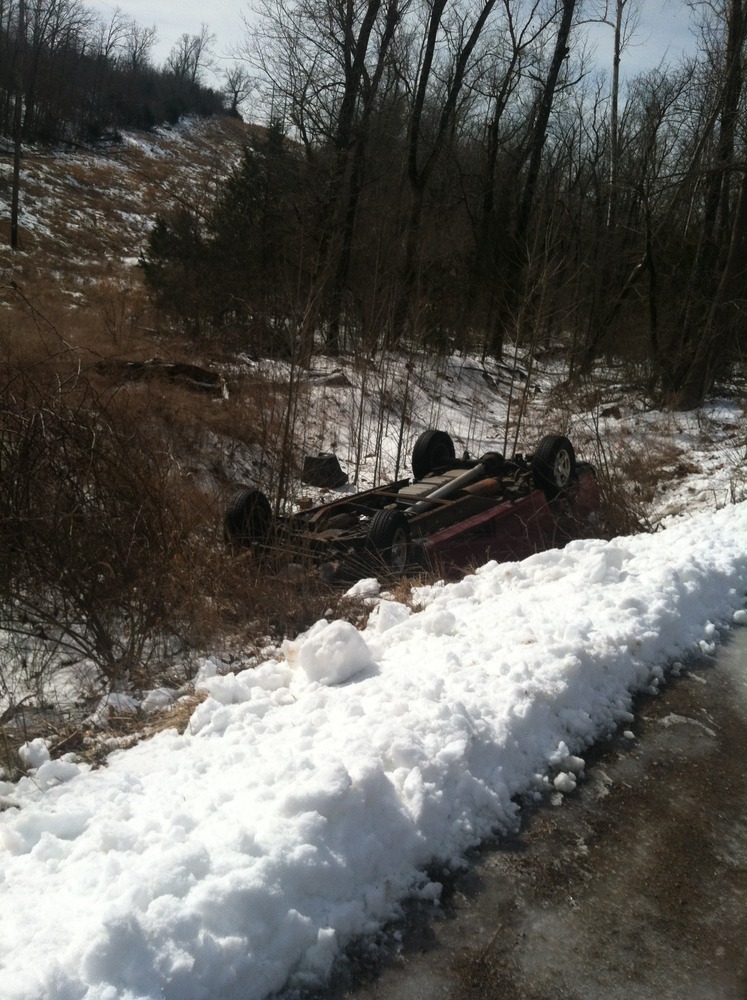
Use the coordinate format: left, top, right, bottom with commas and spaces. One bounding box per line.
223, 431, 600, 579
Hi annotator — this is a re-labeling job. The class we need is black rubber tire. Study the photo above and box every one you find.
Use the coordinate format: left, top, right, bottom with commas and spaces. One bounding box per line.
411, 429, 456, 481
532, 435, 576, 499
223, 488, 273, 548
366, 508, 411, 574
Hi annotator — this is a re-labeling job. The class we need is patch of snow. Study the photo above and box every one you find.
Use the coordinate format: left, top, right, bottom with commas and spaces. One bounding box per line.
0, 501, 745, 1000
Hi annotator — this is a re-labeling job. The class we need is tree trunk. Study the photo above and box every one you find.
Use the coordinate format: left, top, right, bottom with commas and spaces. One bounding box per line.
664, 0, 746, 405
325, 0, 402, 352
489, 0, 577, 357
390, 0, 497, 346
672, 161, 747, 409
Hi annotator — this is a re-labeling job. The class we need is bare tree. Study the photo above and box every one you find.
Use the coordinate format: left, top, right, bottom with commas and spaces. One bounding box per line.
166, 23, 214, 87
121, 18, 157, 72
576, 0, 645, 366
488, 0, 579, 356
594, 0, 642, 229
473, 0, 555, 354
666, 0, 747, 406
20, 0, 94, 138
579, 64, 696, 370
246, 0, 410, 356
390, 0, 501, 345
223, 61, 254, 116
580, 0, 642, 228
93, 6, 128, 62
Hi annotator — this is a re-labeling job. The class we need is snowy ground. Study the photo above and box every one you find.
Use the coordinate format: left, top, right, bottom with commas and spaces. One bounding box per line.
0, 116, 249, 296
1, 352, 746, 998
228, 352, 746, 529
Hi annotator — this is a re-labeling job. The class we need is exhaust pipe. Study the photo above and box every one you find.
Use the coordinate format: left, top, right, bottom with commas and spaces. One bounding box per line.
408, 462, 488, 516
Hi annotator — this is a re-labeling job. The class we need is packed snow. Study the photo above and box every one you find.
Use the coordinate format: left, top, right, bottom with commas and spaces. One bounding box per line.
1, 497, 746, 999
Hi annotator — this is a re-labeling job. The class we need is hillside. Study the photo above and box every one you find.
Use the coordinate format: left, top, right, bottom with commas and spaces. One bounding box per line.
1, 115, 254, 335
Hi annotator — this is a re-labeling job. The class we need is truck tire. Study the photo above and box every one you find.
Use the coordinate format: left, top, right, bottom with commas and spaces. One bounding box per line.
411, 429, 455, 481
532, 435, 576, 499
366, 508, 411, 574
223, 488, 272, 548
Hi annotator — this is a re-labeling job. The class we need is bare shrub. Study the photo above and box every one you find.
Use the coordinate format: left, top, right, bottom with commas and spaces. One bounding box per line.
204, 543, 372, 647
591, 466, 655, 538
0, 357, 215, 692
728, 452, 747, 504
0, 337, 372, 706
582, 428, 673, 537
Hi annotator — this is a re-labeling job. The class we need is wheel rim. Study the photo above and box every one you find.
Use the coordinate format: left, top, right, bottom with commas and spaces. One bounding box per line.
553, 448, 571, 486
390, 528, 409, 573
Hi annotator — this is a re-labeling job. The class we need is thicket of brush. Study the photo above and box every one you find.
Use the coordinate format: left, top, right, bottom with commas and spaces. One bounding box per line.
0, 317, 377, 775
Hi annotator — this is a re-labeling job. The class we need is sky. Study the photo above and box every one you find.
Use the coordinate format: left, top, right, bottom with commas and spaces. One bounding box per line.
1, 336, 746, 1000
87, 0, 700, 88
88, 0, 249, 77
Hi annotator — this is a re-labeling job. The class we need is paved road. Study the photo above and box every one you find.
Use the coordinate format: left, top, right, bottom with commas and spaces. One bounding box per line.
315, 627, 747, 1000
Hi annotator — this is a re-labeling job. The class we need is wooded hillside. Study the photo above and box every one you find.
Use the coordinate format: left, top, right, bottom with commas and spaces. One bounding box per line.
2, 0, 746, 410
141, 0, 747, 409
0, 0, 225, 144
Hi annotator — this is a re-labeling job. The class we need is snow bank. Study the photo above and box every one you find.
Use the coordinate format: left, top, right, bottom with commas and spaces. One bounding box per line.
1, 502, 745, 1000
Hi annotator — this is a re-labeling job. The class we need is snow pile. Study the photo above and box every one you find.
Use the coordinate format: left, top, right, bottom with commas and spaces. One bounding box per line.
1, 501, 746, 1000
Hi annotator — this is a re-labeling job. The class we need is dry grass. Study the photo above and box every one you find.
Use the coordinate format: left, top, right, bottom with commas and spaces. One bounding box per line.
1, 116, 253, 321
0, 551, 379, 780
0, 692, 213, 782
0, 724, 22, 785
590, 424, 699, 514
592, 467, 655, 537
